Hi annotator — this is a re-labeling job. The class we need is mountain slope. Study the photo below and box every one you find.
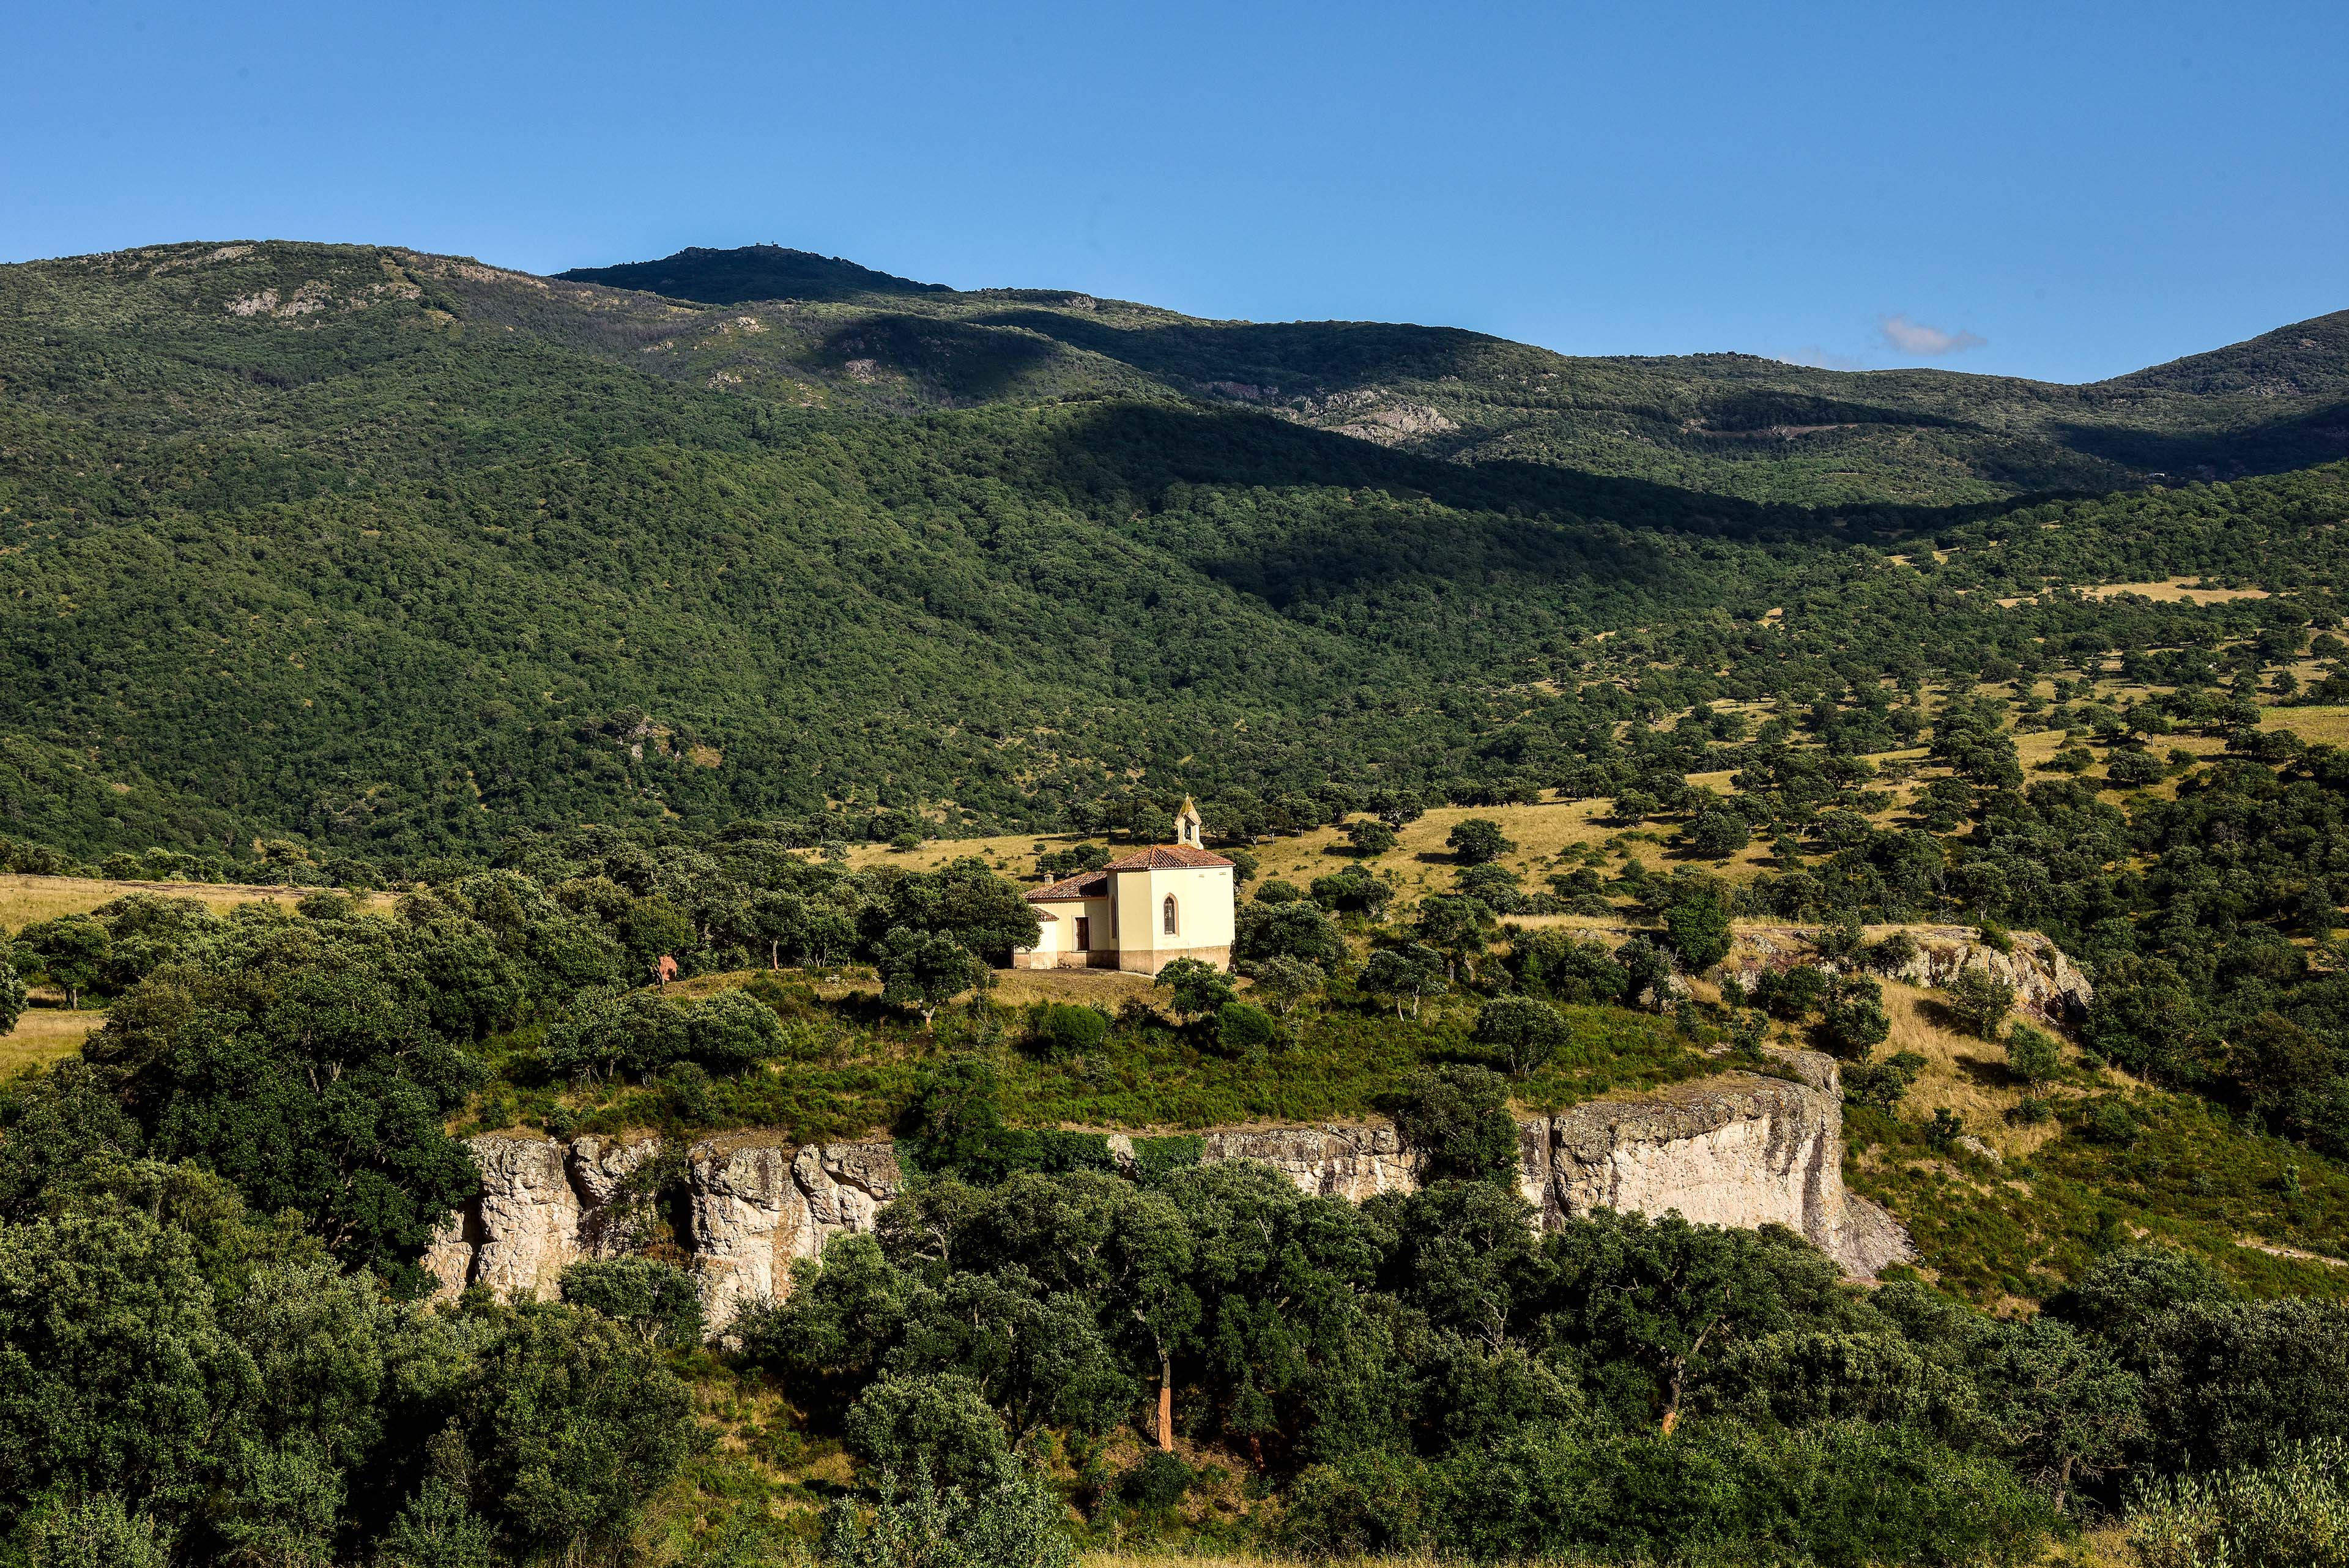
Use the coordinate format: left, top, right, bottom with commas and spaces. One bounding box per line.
541, 245, 2349, 502
1, 238, 2344, 865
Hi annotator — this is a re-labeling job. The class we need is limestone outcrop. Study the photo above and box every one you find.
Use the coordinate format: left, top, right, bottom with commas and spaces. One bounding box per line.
688, 1136, 902, 1328
425, 1054, 1912, 1328
1523, 920, 2091, 1028
1516, 1050, 1907, 1277
1189, 1124, 1415, 1201
425, 1132, 658, 1302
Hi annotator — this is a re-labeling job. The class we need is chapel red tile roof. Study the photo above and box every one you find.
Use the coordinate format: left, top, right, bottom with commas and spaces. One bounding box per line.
1025, 842, 1234, 901
1099, 844, 1234, 871
1028, 871, 1110, 902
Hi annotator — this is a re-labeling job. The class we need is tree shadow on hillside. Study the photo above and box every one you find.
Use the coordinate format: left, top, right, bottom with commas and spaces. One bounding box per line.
2047, 399, 2349, 481
813, 316, 1069, 406
1019, 403, 2027, 609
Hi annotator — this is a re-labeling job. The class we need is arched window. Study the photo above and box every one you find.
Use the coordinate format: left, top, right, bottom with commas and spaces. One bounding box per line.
1162, 895, 1179, 936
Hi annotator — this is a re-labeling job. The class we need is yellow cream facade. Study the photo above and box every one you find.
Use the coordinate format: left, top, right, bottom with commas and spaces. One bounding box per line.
1015, 799, 1236, 974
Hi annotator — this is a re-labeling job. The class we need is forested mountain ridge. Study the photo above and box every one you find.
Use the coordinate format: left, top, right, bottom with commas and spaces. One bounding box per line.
540, 243, 2349, 501
2, 237, 2346, 867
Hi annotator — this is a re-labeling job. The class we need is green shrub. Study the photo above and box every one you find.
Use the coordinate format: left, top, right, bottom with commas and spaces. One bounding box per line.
1447, 819, 1515, 866
1814, 913, 1866, 963
820, 1466, 1072, 1568
1820, 977, 1892, 1057
1473, 994, 1570, 1076
1940, 965, 2016, 1039
2106, 748, 2167, 789
1509, 929, 1628, 1006
1116, 1450, 1193, 1512
0, 955, 23, 1036
1312, 864, 1394, 917
844, 1373, 1012, 1494
1244, 955, 1324, 1015
1027, 1001, 1108, 1060
13, 1494, 169, 1568
541, 987, 784, 1082
2006, 1024, 2061, 1090
1379, 1064, 1520, 1186
2084, 1098, 2142, 1147
1756, 965, 1830, 1021
1154, 956, 1237, 1021
1844, 1050, 1926, 1112
2128, 1437, 2349, 1568
1213, 1000, 1278, 1055
1129, 1135, 1203, 1182
1430, 1421, 2051, 1567
1280, 1450, 1434, 1557
558, 1257, 706, 1345
1861, 932, 1920, 976
1684, 810, 1751, 861
1664, 888, 1732, 973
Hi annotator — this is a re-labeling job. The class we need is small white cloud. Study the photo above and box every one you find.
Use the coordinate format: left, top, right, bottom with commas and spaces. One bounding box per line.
1878, 313, 1986, 357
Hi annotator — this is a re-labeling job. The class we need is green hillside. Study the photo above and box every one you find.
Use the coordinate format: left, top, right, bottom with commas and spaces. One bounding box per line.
2, 239, 2346, 866
541, 244, 2349, 501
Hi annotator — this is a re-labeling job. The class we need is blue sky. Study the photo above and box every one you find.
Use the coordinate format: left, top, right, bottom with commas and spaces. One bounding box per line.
5, 0, 2342, 382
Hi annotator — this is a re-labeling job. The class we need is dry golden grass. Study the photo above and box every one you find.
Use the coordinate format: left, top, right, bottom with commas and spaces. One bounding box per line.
669, 961, 1177, 1016
2081, 578, 2271, 603
1259, 800, 1629, 902
1996, 577, 2271, 608
845, 799, 1653, 918
2267, 704, 2349, 746
749, 685, 2336, 942
1, 1006, 105, 1078
840, 834, 1056, 874
1863, 978, 2075, 1160
0, 874, 394, 933
985, 967, 1165, 1011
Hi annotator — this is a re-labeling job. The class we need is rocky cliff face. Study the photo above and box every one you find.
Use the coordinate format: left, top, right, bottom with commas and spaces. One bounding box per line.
689, 1135, 903, 1327
425, 1132, 658, 1301
1187, 1124, 1415, 1202
428, 1052, 1911, 1328
1518, 1051, 1909, 1277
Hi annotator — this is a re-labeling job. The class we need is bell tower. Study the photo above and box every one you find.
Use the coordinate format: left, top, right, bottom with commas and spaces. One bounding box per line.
1173, 797, 1204, 849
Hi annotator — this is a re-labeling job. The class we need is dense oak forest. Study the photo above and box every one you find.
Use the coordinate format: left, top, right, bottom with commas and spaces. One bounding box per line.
2, 241, 2345, 867
7, 241, 2349, 1566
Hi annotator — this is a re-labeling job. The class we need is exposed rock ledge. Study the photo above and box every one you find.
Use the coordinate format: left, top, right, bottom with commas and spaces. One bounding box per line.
426, 1050, 1910, 1329
1552, 922, 2093, 1028
1730, 924, 2093, 1027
